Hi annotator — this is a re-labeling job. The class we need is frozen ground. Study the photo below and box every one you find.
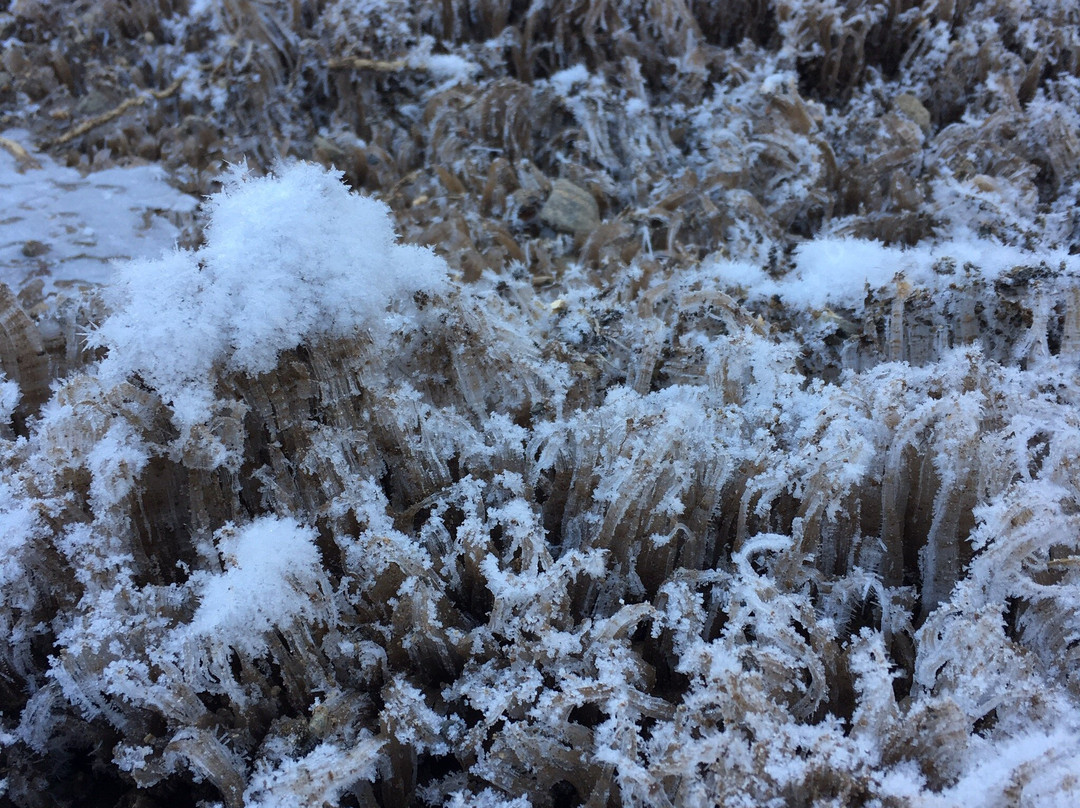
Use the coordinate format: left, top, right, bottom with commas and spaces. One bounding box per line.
0, 131, 197, 291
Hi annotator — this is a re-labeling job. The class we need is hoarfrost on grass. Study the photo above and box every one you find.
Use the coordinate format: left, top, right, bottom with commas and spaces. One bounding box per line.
4, 157, 1080, 807
4, 0, 1080, 798
91, 161, 448, 430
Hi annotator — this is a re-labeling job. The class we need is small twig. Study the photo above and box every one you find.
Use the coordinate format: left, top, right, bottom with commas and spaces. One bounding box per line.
327, 57, 410, 72
49, 77, 184, 147
0, 136, 42, 171
385, 168, 423, 202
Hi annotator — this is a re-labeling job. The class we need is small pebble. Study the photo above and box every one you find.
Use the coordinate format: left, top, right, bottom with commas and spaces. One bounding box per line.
21, 240, 50, 258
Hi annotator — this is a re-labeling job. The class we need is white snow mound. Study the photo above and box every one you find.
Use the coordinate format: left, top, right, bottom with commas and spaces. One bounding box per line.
91, 161, 449, 426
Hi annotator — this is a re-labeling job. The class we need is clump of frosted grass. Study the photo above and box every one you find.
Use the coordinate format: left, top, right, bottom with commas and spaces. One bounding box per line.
91, 162, 447, 429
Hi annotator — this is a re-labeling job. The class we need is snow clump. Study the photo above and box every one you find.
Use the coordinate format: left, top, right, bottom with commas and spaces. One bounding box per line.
90, 161, 448, 429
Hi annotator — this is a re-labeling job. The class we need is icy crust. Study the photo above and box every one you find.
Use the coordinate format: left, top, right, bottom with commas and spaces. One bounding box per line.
0, 132, 198, 291
3, 165, 1080, 806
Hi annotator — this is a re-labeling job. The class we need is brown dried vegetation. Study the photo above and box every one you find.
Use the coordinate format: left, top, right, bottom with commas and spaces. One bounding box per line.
2, 1, 1080, 807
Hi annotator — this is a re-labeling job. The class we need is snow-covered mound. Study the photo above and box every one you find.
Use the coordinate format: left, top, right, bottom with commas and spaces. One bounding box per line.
92, 162, 447, 433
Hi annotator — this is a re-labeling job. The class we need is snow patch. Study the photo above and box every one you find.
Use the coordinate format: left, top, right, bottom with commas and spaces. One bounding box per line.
548, 64, 591, 97
0, 130, 197, 290
708, 237, 1080, 313
182, 516, 325, 655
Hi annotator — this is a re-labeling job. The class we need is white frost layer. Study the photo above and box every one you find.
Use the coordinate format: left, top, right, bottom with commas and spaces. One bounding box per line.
182, 517, 325, 655
407, 36, 480, 85
0, 130, 198, 289
710, 237, 1080, 313
243, 737, 384, 808
91, 161, 449, 428
931, 727, 1080, 808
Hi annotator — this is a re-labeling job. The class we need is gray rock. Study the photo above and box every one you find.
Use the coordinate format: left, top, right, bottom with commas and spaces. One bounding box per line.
540, 178, 600, 235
